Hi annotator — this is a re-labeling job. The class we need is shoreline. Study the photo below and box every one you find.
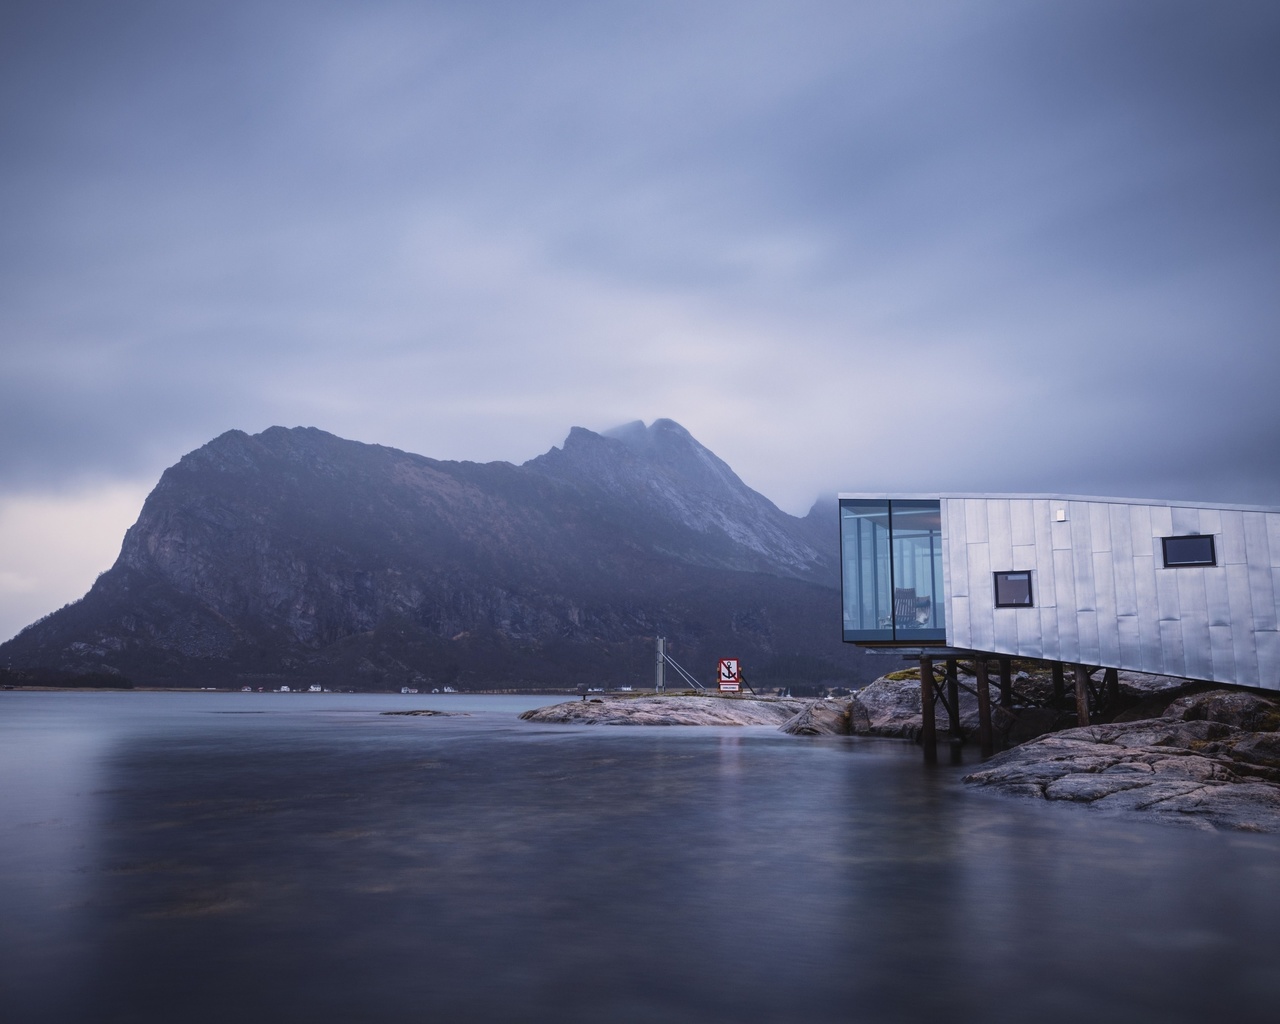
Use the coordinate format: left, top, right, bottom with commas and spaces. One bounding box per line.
522, 678, 1280, 833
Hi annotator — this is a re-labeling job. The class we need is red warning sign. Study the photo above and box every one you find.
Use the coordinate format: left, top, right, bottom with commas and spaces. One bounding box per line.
718, 658, 740, 692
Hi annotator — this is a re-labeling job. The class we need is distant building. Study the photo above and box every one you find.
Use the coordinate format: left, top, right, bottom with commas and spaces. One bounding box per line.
840, 493, 1280, 692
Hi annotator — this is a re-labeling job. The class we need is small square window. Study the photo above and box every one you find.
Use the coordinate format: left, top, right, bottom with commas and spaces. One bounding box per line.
994, 571, 1033, 607
1162, 535, 1216, 567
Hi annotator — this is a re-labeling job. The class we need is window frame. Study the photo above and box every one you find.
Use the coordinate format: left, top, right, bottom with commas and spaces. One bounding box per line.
1161, 534, 1217, 568
993, 570, 1034, 608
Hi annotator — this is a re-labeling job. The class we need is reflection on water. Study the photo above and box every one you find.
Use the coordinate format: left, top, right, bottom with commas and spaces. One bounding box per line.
2, 692, 1279, 1024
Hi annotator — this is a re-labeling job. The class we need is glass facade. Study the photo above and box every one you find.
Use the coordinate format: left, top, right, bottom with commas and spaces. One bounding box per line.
840, 498, 946, 643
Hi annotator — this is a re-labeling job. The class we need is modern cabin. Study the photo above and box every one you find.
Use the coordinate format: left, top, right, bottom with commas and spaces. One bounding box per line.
839, 493, 1280, 693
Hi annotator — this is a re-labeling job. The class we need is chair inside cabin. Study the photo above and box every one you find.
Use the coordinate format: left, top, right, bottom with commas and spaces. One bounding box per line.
893, 587, 931, 629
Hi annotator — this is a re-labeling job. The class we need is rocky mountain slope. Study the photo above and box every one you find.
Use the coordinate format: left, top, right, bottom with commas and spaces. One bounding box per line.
1, 420, 871, 690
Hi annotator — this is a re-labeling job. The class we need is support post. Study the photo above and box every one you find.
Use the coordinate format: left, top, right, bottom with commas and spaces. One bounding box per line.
1074, 664, 1091, 726
655, 637, 665, 693
1051, 661, 1065, 703
1103, 667, 1119, 711
919, 656, 937, 764
975, 658, 994, 758
999, 658, 1013, 709
945, 658, 962, 755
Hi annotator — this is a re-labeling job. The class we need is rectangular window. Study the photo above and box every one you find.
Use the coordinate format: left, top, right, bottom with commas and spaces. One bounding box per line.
839, 498, 945, 643
994, 571, 1033, 607
1162, 535, 1216, 567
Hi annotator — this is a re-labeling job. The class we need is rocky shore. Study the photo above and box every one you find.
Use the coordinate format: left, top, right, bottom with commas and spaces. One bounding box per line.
519, 694, 810, 726
963, 689, 1280, 832
850, 668, 1280, 832
521, 671, 1280, 832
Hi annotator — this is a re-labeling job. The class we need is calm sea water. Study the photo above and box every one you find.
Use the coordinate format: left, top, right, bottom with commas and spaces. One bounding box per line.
2, 691, 1278, 1024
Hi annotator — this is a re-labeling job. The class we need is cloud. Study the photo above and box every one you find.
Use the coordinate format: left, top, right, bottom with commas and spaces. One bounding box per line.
0, 0, 1278, 625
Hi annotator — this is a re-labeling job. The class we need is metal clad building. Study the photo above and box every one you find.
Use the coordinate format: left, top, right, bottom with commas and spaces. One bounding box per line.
839, 493, 1280, 692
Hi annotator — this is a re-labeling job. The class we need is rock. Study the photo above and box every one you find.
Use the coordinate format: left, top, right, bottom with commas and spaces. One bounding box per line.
847, 697, 871, 733
779, 699, 852, 736
963, 714, 1280, 832
519, 694, 810, 726
1226, 732, 1280, 769
380, 709, 461, 717
1165, 690, 1280, 732
1076, 718, 1238, 749
851, 675, 928, 738
1043, 773, 1150, 802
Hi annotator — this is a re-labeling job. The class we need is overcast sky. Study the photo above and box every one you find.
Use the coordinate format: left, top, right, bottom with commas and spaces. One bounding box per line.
2, 0, 1278, 641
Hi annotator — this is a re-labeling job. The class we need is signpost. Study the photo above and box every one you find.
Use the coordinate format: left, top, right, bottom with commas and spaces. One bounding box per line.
717, 658, 740, 692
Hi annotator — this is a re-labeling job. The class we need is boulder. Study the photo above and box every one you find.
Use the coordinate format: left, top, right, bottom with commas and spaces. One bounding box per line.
1165, 689, 1280, 732
851, 675, 929, 738
779, 699, 852, 736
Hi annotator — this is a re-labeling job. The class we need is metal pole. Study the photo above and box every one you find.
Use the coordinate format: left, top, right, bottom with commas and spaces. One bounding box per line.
919, 656, 937, 764
655, 637, 665, 694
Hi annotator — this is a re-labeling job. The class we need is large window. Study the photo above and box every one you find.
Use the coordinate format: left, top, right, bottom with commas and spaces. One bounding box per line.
1162, 535, 1216, 567
840, 499, 945, 643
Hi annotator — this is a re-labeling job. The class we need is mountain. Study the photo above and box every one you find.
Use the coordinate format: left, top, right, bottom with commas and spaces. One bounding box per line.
0, 420, 874, 691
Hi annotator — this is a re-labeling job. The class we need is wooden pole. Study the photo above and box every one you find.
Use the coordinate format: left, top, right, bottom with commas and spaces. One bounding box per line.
1104, 667, 1119, 711
999, 657, 1013, 709
919, 656, 937, 763
1075, 664, 1091, 726
975, 658, 994, 758
945, 658, 961, 741
1051, 661, 1065, 703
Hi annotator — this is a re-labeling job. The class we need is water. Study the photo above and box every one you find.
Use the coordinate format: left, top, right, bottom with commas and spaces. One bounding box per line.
2, 692, 1278, 1024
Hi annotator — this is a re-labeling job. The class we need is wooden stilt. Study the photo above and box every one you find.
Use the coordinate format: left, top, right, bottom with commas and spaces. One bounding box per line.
975, 658, 994, 758
919, 656, 937, 764
945, 658, 961, 739
945, 658, 962, 761
1104, 667, 1119, 711
1074, 664, 1091, 726
1051, 661, 1065, 703
999, 658, 1013, 709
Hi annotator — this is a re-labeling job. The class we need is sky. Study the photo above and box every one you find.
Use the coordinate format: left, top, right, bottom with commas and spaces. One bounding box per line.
2, 0, 1278, 642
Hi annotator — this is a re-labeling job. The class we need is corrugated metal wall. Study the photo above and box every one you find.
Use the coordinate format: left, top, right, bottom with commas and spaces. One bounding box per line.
941, 496, 1280, 691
